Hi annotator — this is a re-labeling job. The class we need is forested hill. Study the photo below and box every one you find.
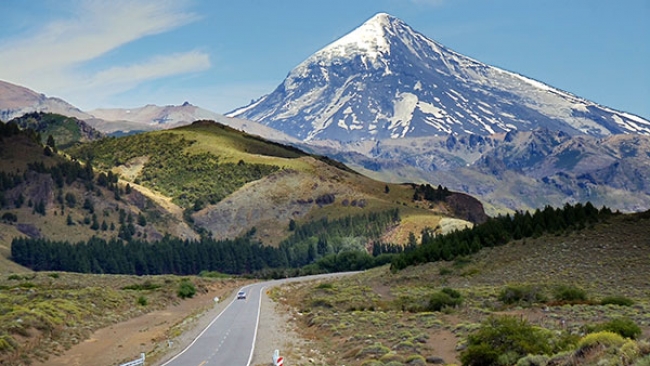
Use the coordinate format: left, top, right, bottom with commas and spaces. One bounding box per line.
1, 118, 487, 274
9, 112, 103, 149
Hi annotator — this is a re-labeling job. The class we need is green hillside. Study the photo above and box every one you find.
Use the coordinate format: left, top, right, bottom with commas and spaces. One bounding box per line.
1, 119, 486, 275
9, 112, 103, 149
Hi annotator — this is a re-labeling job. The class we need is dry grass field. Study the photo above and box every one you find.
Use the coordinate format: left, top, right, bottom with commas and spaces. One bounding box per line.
272, 212, 650, 365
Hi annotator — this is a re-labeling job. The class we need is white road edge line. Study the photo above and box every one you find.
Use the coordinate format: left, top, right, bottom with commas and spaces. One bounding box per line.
160, 286, 250, 366
246, 284, 268, 366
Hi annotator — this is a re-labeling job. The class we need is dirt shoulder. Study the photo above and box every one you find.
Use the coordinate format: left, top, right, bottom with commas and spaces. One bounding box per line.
32, 281, 244, 366
31, 279, 310, 366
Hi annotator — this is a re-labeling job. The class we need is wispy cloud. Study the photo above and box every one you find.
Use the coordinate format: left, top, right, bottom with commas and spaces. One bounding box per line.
0, 0, 208, 108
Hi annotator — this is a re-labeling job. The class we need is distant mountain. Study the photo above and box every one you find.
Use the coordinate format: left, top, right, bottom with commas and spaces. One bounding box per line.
0, 80, 92, 122
229, 13, 650, 141
227, 13, 650, 213
0, 80, 297, 142
89, 103, 298, 142
306, 130, 650, 214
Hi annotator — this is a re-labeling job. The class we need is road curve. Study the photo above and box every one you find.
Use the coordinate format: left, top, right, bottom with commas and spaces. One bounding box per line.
160, 273, 357, 366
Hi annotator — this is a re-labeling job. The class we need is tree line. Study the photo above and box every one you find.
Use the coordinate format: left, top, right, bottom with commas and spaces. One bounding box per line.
390, 202, 613, 271
11, 209, 403, 276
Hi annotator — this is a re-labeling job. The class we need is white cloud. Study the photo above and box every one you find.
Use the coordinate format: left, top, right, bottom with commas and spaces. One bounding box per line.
0, 0, 208, 108
63, 51, 211, 107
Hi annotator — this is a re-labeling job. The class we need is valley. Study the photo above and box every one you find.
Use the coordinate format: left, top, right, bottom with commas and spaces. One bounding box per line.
1, 6, 649, 366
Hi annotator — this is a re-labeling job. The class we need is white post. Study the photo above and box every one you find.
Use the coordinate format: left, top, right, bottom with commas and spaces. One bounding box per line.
273, 349, 280, 364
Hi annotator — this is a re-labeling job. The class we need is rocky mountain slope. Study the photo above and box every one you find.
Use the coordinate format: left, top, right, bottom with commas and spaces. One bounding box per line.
227, 13, 650, 212
306, 130, 650, 213
228, 13, 650, 142
0, 80, 91, 122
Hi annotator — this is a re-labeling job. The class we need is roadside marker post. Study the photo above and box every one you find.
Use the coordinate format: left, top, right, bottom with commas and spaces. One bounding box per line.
273, 349, 284, 366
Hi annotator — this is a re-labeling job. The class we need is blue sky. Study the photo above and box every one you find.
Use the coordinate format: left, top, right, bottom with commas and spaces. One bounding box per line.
1, 0, 648, 119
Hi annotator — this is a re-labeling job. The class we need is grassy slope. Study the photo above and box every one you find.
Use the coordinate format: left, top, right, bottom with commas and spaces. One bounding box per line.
0, 133, 198, 271
0, 272, 248, 365
274, 212, 650, 365
68, 121, 460, 245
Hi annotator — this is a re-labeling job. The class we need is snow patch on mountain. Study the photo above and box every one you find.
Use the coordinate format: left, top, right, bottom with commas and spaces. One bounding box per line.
228, 13, 650, 142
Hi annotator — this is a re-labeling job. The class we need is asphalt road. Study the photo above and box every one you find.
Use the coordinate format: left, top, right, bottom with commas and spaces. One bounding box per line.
161, 282, 265, 366
160, 273, 357, 366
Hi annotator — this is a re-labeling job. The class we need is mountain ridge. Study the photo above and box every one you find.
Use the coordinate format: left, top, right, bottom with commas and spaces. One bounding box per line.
228, 13, 650, 141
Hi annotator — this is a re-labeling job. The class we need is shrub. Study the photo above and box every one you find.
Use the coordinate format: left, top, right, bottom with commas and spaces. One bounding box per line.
600, 295, 634, 307
380, 353, 404, 363
515, 354, 549, 366
587, 317, 642, 340
553, 285, 587, 302
428, 287, 463, 312
636, 355, 650, 366
137, 296, 148, 306
198, 270, 229, 278
177, 281, 196, 299
460, 316, 556, 366
357, 342, 390, 358
577, 331, 625, 350
1, 212, 17, 222
499, 285, 546, 305
316, 282, 335, 290
122, 280, 161, 291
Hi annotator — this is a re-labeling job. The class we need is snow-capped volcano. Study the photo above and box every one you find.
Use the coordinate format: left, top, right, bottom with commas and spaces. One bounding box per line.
229, 13, 650, 142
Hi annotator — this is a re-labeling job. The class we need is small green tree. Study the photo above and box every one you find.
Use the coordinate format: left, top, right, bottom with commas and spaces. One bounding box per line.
46, 134, 57, 152
65, 192, 76, 208
137, 213, 147, 226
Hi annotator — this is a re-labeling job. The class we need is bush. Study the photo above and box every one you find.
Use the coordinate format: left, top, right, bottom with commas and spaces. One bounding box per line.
460, 316, 556, 366
357, 342, 390, 358
1, 212, 17, 222
122, 280, 161, 291
177, 281, 197, 299
499, 285, 546, 305
198, 270, 229, 278
428, 288, 463, 312
516, 354, 549, 366
577, 331, 625, 350
587, 317, 642, 340
137, 296, 148, 306
600, 295, 634, 307
553, 285, 587, 302
315, 282, 335, 290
